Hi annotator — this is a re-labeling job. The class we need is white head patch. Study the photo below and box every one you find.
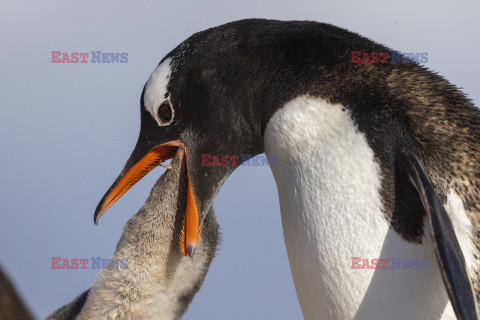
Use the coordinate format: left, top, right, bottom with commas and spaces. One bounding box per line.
144, 58, 174, 126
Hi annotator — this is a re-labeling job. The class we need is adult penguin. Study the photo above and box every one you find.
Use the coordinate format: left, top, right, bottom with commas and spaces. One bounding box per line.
94, 19, 480, 320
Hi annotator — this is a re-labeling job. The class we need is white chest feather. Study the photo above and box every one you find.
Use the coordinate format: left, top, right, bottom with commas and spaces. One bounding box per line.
264, 95, 464, 320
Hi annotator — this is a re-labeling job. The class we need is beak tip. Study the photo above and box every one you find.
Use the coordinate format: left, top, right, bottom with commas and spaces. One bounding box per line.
93, 205, 103, 225
187, 244, 196, 258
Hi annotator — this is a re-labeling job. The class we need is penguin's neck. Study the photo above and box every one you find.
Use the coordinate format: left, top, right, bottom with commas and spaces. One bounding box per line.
264, 95, 454, 320
77, 162, 218, 320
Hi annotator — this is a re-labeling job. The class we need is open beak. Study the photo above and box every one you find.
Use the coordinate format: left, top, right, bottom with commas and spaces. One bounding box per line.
94, 139, 200, 258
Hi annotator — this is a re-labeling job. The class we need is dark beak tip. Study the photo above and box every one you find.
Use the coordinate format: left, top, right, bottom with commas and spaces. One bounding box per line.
93, 213, 99, 225
93, 201, 104, 225
187, 245, 196, 258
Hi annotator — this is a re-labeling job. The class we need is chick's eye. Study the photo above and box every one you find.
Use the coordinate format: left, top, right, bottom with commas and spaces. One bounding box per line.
157, 101, 172, 123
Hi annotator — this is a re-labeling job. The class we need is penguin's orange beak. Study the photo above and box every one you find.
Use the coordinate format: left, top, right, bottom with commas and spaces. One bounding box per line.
94, 140, 200, 258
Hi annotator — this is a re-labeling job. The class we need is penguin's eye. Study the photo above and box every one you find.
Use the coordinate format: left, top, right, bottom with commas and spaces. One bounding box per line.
157, 101, 173, 124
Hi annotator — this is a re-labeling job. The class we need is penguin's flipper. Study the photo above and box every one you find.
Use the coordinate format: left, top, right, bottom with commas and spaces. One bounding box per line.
397, 147, 478, 320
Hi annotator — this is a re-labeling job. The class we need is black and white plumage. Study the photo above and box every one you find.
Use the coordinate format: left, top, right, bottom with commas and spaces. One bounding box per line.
54, 19, 480, 319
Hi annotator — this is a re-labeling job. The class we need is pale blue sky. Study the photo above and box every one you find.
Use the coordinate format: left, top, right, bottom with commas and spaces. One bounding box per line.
1, 1, 479, 318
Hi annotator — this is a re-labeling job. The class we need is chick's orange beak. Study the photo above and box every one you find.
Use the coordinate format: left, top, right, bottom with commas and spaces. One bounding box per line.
94, 140, 200, 258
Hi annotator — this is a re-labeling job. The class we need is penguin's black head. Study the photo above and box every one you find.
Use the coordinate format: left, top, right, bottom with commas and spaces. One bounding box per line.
93, 20, 293, 257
